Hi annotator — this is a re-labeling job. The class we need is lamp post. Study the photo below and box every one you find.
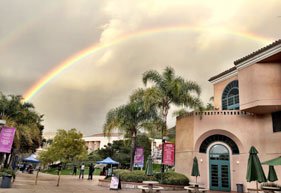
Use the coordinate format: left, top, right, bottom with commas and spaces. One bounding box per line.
161, 135, 169, 182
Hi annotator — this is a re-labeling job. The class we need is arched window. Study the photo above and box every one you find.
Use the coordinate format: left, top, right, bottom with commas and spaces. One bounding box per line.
209, 144, 229, 161
222, 80, 239, 110
199, 134, 239, 154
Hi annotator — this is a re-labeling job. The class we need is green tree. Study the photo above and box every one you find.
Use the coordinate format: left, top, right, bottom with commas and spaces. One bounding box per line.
142, 66, 202, 172
97, 135, 151, 169
39, 129, 87, 168
104, 92, 158, 171
0, 93, 44, 168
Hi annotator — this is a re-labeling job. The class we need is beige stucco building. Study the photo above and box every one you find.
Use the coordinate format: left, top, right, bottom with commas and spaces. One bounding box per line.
83, 133, 124, 153
176, 40, 281, 191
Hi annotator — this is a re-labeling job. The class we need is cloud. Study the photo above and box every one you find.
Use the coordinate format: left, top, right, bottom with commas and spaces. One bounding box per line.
0, 0, 280, 137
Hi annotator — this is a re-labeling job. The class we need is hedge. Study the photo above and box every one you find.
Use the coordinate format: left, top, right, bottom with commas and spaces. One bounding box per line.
113, 169, 189, 185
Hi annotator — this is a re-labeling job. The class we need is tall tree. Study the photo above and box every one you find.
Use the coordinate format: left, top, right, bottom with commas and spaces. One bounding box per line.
104, 89, 158, 171
142, 66, 202, 173
0, 93, 44, 168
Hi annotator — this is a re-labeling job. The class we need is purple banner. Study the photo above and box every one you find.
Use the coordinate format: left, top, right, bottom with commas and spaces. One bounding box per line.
134, 146, 144, 167
0, 127, 16, 153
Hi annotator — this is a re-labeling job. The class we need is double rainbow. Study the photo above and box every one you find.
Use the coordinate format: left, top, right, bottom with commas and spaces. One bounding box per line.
22, 25, 274, 102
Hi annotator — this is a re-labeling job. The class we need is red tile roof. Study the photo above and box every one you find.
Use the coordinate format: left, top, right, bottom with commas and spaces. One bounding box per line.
234, 39, 281, 65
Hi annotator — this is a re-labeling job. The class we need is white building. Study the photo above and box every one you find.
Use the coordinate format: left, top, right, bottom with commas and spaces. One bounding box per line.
83, 133, 124, 153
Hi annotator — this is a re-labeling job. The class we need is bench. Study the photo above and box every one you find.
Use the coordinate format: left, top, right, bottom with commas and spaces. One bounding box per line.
138, 185, 149, 193
184, 186, 208, 193
153, 186, 164, 192
184, 186, 195, 193
247, 188, 264, 193
138, 185, 164, 193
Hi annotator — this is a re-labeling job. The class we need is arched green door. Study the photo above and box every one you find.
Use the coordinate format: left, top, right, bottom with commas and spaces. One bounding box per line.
209, 144, 231, 191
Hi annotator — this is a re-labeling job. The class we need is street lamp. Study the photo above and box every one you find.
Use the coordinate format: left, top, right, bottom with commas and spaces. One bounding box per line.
161, 135, 169, 181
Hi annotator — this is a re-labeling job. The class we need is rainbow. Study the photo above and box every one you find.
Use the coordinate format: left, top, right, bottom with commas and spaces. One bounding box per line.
23, 25, 274, 102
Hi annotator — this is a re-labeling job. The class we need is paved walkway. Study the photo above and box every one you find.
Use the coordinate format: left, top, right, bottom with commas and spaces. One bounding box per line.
0, 172, 235, 193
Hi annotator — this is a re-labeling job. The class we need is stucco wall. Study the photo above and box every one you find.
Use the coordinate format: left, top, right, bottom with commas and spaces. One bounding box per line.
213, 75, 238, 110
238, 63, 281, 112
175, 115, 194, 176
176, 111, 281, 191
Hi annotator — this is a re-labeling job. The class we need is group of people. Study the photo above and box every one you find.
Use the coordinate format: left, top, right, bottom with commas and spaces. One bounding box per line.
72, 163, 95, 180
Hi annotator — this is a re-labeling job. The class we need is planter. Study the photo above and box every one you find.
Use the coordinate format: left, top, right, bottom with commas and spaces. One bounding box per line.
1, 175, 12, 188
98, 179, 185, 191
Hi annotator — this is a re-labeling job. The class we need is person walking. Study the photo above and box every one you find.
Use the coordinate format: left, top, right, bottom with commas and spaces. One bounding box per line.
73, 165, 77, 176
88, 163, 95, 180
79, 163, 85, 179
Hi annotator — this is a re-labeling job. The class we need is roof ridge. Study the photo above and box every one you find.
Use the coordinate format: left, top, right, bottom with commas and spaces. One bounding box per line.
234, 39, 281, 65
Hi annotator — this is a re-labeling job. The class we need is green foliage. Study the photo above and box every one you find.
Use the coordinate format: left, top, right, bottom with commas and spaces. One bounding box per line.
87, 151, 102, 162
97, 135, 151, 168
113, 169, 157, 183
155, 171, 189, 185
0, 93, 44, 154
38, 128, 87, 165
113, 169, 189, 185
0, 168, 16, 179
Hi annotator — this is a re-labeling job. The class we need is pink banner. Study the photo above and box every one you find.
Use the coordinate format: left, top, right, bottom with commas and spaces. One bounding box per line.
163, 143, 175, 166
0, 127, 16, 153
134, 146, 144, 167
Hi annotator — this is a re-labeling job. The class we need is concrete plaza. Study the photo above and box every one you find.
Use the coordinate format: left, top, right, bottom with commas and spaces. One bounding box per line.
0, 172, 235, 193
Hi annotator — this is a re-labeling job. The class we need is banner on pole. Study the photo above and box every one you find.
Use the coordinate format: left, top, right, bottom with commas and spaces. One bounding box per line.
163, 143, 175, 166
134, 146, 144, 167
0, 127, 16, 153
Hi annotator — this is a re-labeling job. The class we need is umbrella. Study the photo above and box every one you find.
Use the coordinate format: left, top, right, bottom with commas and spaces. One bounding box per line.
262, 156, 281, 183
262, 156, 281, 166
246, 146, 267, 193
22, 155, 40, 163
191, 156, 200, 183
145, 155, 153, 176
267, 166, 278, 182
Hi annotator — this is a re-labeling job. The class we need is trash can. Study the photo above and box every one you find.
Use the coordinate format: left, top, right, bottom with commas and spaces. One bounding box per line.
236, 184, 244, 193
1, 175, 12, 188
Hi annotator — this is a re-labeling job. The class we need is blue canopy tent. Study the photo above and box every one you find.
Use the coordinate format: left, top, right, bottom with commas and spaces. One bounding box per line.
22, 155, 40, 163
96, 157, 119, 165
96, 157, 119, 177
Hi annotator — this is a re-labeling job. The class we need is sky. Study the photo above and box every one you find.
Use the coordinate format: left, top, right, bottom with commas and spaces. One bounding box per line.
0, 0, 280, 138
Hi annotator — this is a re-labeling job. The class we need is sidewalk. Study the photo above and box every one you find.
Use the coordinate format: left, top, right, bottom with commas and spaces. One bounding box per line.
0, 172, 236, 193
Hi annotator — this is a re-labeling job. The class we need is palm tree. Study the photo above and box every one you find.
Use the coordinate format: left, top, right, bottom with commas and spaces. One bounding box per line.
0, 93, 44, 168
142, 66, 202, 173
104, 89, 158, 171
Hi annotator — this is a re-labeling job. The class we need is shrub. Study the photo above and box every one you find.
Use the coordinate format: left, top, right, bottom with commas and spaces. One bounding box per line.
113, 169, 189, 185
113, 169, 157, 183
155, 171, 189, 185
0, 168, 16, 179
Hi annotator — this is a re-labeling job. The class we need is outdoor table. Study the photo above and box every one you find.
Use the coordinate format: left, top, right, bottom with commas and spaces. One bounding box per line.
189, 182, 205, 193
143, 181, 159, 193
262, 186, 281, 193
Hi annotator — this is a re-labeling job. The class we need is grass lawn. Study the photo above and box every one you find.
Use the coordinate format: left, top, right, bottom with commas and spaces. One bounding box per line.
41, 167, 102, 176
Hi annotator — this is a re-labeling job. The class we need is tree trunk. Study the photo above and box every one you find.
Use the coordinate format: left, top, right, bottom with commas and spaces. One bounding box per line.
129, 131, 137, 171
0, 153, 4, 168
4, 153, 10, 168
